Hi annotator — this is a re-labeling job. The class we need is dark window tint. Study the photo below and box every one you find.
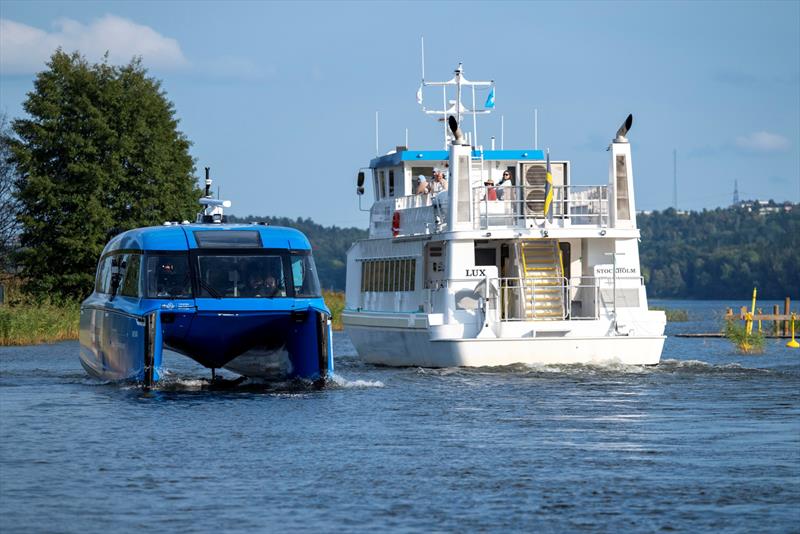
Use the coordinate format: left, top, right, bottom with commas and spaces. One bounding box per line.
95, 256, 113, 294
121, 254, 141, 297
145, 255, 192, 298
194, 230, 262, 248
291, 254, 322, 297
196, 255, 286, 298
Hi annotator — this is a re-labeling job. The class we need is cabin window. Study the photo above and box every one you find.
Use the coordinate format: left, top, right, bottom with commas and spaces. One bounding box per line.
145, 254, 193, 299
379, 171, 386, 199
196, 255, 286, 298
95, 256, 113, 294
388, 170, 395, 197
360, 258, 416, 292
120, 254, 142, 297
290, 254, 322, 297
194, 230, 262, 248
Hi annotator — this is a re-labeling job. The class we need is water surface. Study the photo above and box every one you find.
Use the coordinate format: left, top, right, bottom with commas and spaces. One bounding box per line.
1, 300, 798, 532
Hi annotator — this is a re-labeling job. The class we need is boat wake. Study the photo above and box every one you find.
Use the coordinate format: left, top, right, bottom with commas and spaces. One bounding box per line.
412, 358, 777, 378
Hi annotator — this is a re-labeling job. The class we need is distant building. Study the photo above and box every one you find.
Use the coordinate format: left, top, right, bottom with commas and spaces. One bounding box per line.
735, 199, 795, 213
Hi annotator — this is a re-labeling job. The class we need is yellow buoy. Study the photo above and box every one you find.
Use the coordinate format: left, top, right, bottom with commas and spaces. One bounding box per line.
787, 313, 799, 349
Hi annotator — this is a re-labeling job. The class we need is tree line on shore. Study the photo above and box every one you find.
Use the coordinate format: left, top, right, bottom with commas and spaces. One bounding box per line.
638, 207, 798, 300
1, 51, 796, 304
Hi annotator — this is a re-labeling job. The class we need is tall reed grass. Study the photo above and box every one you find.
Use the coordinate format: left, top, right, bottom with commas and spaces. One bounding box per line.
323, 290, 345, 331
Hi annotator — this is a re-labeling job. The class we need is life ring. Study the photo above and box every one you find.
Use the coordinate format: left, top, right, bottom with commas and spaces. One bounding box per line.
392, 211, 400, 237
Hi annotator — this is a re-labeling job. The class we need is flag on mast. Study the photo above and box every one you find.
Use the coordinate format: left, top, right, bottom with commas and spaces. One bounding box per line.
485, 86, 495, 109
544, 150, 554, 219
416, 84, 423, 105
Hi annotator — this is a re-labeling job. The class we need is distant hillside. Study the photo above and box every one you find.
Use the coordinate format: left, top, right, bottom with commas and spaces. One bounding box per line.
638, 207, 799, 299
228, 207, 799, 299
227, 215, 367, 290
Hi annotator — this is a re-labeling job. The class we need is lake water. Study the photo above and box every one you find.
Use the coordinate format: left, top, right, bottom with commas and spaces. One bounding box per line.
1, 300, 798, 532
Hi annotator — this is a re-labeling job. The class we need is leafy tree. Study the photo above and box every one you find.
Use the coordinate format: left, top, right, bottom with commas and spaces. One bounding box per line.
9, 50, 199, 300
639, 207, 799, 299
0, 113, 21, 273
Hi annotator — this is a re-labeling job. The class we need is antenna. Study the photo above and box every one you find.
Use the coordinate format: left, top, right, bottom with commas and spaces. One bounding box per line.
375, 111, 379, 156
405, 128, 409, 148
204, 167, 212, 197
673, 149, 678, 209
420, 36, 425, 80
733, 179, 740, 205
501, 115, 505, 150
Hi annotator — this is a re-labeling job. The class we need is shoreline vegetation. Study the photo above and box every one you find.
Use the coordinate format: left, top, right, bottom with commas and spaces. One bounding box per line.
0, 287, 347, 347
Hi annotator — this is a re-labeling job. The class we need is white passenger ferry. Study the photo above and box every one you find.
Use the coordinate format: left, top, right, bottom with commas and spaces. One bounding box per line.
343, 63, 665, 367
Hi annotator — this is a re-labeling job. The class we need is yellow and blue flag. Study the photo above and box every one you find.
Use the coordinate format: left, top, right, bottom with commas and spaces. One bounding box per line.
544, 151, 554, 219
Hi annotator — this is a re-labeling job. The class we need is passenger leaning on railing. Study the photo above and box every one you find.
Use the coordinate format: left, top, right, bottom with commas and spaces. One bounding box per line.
416, 175, 430, 195
431, 167, 448, 193
483, 177, 497, 201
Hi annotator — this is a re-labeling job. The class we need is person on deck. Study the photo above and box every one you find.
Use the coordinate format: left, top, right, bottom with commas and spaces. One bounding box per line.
416, 175, 430, 195
431, 167, 448, 193
483, 177, 497, 201
496, 171, 512, 200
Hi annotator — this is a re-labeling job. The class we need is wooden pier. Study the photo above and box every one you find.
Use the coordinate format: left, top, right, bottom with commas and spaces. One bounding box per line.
675, 295, 798, 342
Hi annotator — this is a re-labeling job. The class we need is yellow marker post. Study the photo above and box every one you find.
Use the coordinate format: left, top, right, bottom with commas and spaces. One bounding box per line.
787, 313, 799, 349
746, 288, 757, 336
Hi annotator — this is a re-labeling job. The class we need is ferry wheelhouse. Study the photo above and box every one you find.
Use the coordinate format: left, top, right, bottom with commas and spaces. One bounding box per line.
79, 171, 333, 387
343, 64, 665, 367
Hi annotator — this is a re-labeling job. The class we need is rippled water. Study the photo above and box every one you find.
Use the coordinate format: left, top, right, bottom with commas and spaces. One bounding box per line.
1, 300, 798, 532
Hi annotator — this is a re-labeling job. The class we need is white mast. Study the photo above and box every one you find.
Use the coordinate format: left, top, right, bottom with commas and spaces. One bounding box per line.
418, 62, 493, 148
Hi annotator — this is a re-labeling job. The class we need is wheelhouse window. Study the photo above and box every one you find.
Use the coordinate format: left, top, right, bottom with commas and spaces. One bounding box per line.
196, 255, 286, 298
145, 254, 193, 299
119, 253, 142, 297
290, 254, 322, 297
95, 256, 112, 294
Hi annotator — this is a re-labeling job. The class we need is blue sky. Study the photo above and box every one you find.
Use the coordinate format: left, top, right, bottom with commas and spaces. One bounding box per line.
1, 0, 798, 227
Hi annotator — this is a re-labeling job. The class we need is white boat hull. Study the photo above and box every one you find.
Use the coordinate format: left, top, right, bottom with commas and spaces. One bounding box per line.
345, 324, 665, 367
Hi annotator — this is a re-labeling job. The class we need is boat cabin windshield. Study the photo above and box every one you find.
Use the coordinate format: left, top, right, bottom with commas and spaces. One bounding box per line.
139, 250, 322, 299
290, 254, 321, 298
146, 254, 193, 299
197, 255, 287, 298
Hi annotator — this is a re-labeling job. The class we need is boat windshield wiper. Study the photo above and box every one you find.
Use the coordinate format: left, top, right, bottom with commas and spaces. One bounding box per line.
198, 278, 223, 299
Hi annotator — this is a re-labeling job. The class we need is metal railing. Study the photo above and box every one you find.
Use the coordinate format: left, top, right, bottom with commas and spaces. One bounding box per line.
369, 194, 448, 238
425, 276, 638, 322
472, 184, 609, 229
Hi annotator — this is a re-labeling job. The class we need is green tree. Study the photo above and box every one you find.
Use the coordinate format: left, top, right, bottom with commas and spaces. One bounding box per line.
0, 113, 21, 273
10, 50, 199, 300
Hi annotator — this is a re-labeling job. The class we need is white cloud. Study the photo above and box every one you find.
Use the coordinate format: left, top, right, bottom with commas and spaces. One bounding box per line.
0, 15, 188, 74
734, 131, 791, 153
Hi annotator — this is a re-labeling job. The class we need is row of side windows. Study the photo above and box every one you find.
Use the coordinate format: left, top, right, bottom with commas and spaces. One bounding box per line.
360, 258, 416, 292
95, 253, 192, 298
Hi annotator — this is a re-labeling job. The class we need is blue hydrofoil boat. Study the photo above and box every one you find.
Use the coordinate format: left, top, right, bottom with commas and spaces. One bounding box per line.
79, 169, 333, 388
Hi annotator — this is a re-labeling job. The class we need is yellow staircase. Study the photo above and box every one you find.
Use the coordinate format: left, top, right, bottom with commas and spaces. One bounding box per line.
520, 240, 565, 320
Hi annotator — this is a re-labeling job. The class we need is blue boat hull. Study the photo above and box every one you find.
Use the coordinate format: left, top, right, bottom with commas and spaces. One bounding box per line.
79, 305, 333, 385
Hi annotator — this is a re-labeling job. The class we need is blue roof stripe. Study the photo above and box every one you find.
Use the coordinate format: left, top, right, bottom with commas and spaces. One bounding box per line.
370, 149, 545, 168
101, 224, 312, 254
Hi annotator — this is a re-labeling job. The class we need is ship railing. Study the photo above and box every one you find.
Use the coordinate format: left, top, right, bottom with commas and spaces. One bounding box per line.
471, 185, 609, 229
369, 194, 448, 238
425, 276, 634, 321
